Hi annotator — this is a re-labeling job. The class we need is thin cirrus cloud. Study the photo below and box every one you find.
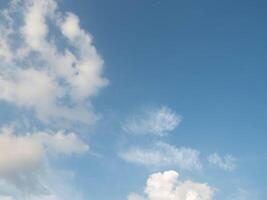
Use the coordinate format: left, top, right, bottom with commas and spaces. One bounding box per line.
127, 170, 214, 200
228, 188, 258, 200
0, 0, 108, 125
207, 153, 236, 172
123, 106, 182, 136
120, 141, 202, 171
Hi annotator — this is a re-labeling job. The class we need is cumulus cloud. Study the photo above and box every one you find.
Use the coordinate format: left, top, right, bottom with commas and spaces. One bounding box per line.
120, 142, 202, 171
0, 126, 88, 195
0, 0, 104, 199
128, 170, 214, 200
207, 153, 236, 172
0, 0, 108, 125
124, 106, 182, 136
0, 127, 43, 177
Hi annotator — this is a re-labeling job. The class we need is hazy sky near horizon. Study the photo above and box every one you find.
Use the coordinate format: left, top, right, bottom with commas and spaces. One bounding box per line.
0, 0, 266, 199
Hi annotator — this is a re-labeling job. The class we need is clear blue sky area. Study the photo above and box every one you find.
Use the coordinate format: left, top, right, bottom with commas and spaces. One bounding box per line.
0, 0, 266, 199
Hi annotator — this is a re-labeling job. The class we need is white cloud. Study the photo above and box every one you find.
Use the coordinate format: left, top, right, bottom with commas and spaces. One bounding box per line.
0, 0, 108, 125
207, 153, 236, 172
128, 194, 146, 200
0, 195, 14, 200
0, 194, 63, 200
120, 142, 202, 171
0, 127, 44, 177
128, 170, 214, 200
35, 131, 89, 156
21, 0, 57, 50
0, 0, 102, 199
124, 106, 182, 136
28, 195, 61, 200
1, 194, 75, 200
0, 126, 88, 192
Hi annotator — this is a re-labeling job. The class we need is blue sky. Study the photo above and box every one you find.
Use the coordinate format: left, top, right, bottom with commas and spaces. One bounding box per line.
0, 0, 266, 200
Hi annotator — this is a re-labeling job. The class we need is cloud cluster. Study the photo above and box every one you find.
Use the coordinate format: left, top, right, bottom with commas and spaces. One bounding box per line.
0, 0, 106, 199
0, 0, 108, 125
124, 106, 182, 136
208, 153, 236, 171
128, 170, 214, 200
120, 142, 201, 171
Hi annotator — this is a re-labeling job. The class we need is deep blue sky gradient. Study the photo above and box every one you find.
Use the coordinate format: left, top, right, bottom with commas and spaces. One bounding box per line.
55, 0, 267, 199
0, 0, 266, 199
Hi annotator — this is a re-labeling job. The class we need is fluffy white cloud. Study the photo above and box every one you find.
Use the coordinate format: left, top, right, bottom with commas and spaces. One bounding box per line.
128, 170, 214, 200
0, 126, 88, 192
208, 153, 236, 171
0, 0, 101, 199
34, 131, 89, 156
124, 106, 182, 136
120, 142, 202, 171
0, 127, 44, 177
0, 0, 108, 125
21, 0, 57, 50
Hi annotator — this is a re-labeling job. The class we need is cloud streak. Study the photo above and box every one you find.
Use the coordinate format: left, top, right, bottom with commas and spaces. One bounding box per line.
208, 153, 236, 172
124, 106, 182, 136
120, 142, 202, 171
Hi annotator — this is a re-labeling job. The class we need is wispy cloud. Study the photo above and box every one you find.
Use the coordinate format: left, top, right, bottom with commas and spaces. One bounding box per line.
228, 188, 259, 200
120, 141, 202, 171
123, 106, 182, 136
208, 153, 236, 172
